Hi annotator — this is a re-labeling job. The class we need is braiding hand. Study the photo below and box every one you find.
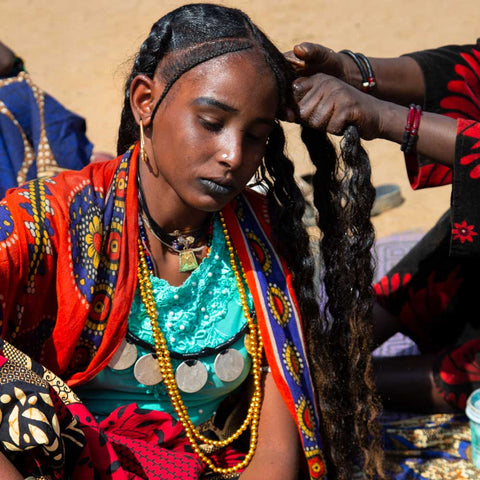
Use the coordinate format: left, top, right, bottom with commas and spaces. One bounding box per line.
288, 73, 383, 140
284, 42, 345, 79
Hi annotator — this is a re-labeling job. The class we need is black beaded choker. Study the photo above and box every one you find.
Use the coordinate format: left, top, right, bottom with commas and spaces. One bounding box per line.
137, 171, 213, 272
137, 171, 210, 250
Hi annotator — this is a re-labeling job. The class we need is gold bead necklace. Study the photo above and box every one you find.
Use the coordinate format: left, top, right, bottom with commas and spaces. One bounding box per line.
136, 211, 264, 474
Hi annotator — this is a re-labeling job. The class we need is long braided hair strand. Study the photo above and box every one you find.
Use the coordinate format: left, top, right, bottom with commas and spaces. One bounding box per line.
300, 125, 384, 478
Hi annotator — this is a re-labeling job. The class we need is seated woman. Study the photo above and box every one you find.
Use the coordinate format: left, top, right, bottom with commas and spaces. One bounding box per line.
0, 41, 94, 198
0, 4, 382, 480
285, 37, 480, 479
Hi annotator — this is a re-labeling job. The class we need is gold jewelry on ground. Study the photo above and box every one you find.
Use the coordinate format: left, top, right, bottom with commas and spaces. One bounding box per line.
139, 118, 147, 163
136, 211, 264, 474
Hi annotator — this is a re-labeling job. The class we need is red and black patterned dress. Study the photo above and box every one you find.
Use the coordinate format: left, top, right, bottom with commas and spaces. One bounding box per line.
374, 39, 480, 410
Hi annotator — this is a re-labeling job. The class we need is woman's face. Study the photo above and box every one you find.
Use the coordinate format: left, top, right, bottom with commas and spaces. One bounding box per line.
145, 50, 278, 214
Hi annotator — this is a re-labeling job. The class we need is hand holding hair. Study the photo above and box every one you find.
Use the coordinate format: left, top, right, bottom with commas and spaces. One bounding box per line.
290, 72, 384, 139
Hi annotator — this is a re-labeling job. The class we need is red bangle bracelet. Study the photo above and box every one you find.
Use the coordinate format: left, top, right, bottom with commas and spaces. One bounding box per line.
401, 104, 422, 154
400, 104, 415, 151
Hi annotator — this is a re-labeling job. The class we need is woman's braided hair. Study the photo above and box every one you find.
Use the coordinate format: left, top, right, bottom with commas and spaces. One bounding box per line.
118, 4, 384, 479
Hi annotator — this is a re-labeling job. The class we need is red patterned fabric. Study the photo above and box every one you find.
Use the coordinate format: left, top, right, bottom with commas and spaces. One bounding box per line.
433, 339, 480, 410
375, 40, 480, 409
0, 147, 138, 386
74, 404, 206, 479
404, 40, 480, 257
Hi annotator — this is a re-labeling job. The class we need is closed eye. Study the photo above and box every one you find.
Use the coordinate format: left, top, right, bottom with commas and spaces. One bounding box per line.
199, 117, 223, 133
247, 127, 272, 144
249, 131, 269, 141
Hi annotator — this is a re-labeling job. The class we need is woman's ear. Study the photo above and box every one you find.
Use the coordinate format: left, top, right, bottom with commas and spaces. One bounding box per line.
130, 74, 155, 128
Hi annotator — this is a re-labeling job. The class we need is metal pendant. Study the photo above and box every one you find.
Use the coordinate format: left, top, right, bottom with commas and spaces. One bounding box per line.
214, 348, 245, 383
178, 249, 199, 272
175, 359, 208, 393
108, 338, 138, 371
133, 353, 164, 386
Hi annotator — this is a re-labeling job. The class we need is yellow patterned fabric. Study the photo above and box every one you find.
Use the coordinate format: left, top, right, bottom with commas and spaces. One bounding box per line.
383, 413, 478, 479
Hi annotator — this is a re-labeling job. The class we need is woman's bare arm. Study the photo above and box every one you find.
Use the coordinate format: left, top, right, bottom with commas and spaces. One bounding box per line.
240, 372, 301, 480
0, 451, 23, 479
285, 43, 425, 106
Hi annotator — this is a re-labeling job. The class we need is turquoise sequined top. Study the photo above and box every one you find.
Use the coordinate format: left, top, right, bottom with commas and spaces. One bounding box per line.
76, 215, 254, 425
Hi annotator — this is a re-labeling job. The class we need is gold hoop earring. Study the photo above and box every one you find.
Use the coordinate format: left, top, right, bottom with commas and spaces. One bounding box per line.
139, 119, 147, 163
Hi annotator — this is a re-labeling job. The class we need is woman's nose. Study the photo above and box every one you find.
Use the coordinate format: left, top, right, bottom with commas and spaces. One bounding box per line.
219, 143, 243, 169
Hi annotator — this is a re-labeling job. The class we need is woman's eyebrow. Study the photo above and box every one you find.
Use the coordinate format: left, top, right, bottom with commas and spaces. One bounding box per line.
193, 96, 237, 113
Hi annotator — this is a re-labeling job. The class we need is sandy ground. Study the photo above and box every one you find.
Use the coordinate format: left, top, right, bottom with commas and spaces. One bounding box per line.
3, 0, 480, 238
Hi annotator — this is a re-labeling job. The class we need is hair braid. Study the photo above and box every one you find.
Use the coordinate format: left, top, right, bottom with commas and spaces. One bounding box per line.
263, 123, 315, 279
300, 125, 384, 479
340, 126, 384, 479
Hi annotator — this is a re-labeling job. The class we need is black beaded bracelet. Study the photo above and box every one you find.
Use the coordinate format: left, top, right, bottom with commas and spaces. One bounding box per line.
355, 52, 376, 90
339, 49, 370, 91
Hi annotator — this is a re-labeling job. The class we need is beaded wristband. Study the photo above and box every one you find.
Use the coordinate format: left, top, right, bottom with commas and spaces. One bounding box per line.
339, 49, 369, 91
339, 49, 376, 93
401, 104, 422, 154
355, 52, 376, 90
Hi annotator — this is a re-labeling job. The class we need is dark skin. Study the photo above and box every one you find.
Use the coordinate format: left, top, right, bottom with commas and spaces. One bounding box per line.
130, 50, 300, 479
284, 43, 456, 168
284, 42, 457, 413
0, 49, 301, 479
130, 52, 278, 287
0, 42, 14, 76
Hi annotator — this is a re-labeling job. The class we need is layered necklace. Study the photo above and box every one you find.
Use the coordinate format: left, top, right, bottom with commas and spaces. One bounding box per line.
137, 171, 211, 272
136, 211, 264, 474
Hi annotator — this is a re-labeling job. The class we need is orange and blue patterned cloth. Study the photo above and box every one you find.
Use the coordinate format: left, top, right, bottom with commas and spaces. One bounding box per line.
0, 145, 324, 479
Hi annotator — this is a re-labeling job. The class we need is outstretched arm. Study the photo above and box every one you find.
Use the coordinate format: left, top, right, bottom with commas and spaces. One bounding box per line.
286, 70, 456, 167
285, 42, 425, 106
240, 372, 300, 480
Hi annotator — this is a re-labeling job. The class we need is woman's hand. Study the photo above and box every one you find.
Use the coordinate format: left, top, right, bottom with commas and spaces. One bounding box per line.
286, 70, 457, 165
284, 42, 386, 139
284, 42, 347, 80
285, 41, 426, 107
288, 72, 385, 140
